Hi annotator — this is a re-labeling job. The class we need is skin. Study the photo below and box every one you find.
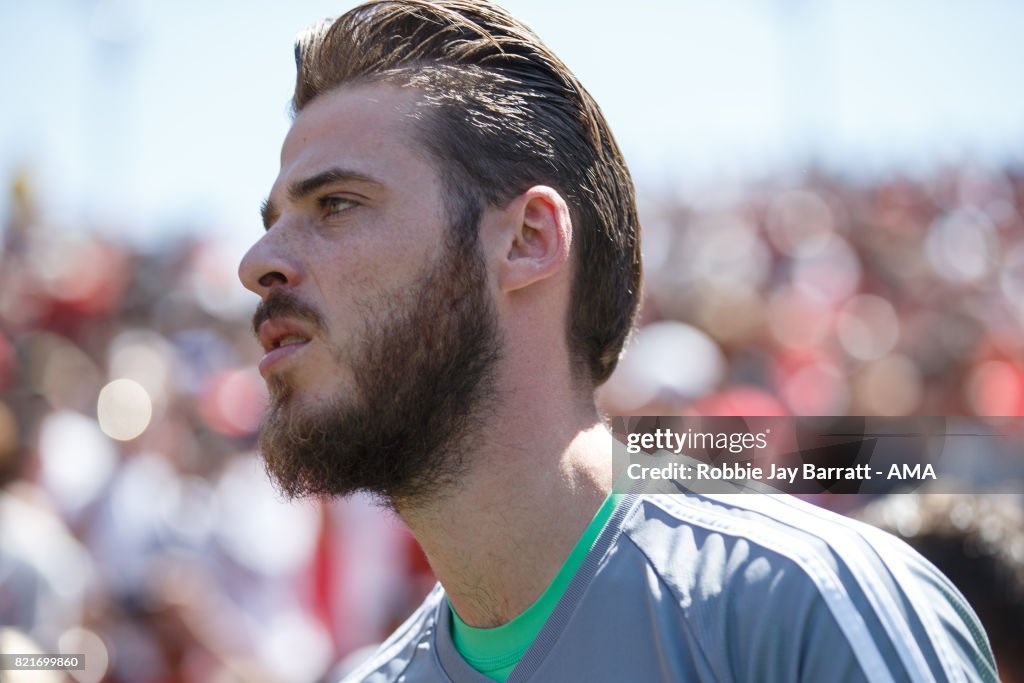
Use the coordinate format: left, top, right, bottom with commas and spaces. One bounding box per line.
238, 82, 613, 628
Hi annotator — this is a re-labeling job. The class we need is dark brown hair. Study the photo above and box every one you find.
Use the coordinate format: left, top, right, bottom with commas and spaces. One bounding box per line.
292, 0, 641, 386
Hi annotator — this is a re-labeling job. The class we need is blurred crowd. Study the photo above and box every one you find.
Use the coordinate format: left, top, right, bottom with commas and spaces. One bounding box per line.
1, 162, 1023, 682
601, 164, 1024, 419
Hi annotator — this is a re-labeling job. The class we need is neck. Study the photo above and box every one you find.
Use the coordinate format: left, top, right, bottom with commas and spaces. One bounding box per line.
395, 406, 613, 628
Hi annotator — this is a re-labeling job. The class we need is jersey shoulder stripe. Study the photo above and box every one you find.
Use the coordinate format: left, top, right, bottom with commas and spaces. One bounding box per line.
636, 492, 996, 683
761, 492, 995, 682
634, 493, 897, 681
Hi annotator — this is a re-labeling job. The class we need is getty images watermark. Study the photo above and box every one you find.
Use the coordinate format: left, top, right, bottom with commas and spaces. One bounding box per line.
611, 416, 1024, 495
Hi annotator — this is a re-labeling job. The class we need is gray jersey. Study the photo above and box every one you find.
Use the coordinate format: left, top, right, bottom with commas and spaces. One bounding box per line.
342, 493, 998, 682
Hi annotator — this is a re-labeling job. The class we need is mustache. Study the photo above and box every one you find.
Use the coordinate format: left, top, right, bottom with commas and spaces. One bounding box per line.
252, 290, 327, 338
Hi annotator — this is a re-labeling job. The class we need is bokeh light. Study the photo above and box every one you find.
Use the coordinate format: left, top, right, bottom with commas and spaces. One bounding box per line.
96, 378, 153, 441
215, 457, 321, 577
38, 410, 118, 513
61, 627, 110, 683
199, 367, 267, 437
853, 354, 923, 415
925, 208, 998, 284
263, 610, 334, 683
602, 322, 725, 412
792, 234, 862, 303
966, 360, 1024, 416
778, 356, 850, 416
684, 212, 771, 289
767, 287, 832, 350
107, 330, 173, 413
836, 294, 901, 361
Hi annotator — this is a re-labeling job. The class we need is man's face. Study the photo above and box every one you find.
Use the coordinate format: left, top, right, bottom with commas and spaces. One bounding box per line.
238, 83, 502, 503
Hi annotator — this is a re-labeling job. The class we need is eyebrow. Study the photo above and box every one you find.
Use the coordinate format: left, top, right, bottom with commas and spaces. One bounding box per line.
260, 167, 383, 231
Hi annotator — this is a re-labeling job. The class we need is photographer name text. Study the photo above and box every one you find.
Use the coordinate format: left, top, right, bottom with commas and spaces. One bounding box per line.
626, 461, 936, 483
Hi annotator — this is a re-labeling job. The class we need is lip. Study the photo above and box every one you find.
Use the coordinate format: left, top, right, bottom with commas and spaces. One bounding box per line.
257, 318, 315, 377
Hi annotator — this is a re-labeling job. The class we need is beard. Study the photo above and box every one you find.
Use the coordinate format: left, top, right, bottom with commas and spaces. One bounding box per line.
253, 233, 502, 508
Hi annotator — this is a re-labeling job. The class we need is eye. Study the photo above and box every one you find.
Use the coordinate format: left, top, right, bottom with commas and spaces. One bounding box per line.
320, 195, 356, 217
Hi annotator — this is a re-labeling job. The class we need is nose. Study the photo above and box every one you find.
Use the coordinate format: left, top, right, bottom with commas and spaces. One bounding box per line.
238, 229, 303, 296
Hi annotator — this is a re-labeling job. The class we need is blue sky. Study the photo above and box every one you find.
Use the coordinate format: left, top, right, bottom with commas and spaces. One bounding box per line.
2, 0, 1023, 251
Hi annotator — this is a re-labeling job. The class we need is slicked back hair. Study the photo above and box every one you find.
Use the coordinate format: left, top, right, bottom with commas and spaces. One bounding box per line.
291, 0, 641, 387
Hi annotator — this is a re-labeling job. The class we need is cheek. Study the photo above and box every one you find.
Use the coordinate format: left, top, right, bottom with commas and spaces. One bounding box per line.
309, 263, 388, 340
304, 237, 377, 298
304, 209, 447, 313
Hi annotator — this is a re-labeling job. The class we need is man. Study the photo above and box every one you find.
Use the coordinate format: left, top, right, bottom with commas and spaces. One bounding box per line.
238, 2, 998, 681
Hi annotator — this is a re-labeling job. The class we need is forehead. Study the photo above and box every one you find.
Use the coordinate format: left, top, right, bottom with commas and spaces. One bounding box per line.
276, 82, 430, 189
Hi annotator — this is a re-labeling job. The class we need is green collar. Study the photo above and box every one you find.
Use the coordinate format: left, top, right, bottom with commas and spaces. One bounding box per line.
449, 491, 623, 681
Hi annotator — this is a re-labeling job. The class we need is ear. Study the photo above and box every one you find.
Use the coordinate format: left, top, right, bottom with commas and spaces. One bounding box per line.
495, 186, 572, 294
